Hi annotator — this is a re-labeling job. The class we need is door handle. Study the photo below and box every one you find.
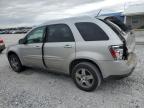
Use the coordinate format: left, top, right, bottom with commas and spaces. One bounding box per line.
64, 45, 72, 48
34, 46, 41, 48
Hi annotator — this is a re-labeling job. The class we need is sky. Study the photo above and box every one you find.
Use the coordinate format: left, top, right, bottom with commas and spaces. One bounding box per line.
0, 0, 143, 28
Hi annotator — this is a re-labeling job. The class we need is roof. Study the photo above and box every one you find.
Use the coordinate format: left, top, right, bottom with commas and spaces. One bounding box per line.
40, 16, 95, 26
124, 4, 144, 16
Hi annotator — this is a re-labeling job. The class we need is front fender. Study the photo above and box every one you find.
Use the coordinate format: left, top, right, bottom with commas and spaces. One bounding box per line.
7, 45, 24, 65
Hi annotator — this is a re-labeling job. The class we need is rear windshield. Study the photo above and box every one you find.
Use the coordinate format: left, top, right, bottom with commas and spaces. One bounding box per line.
105, 17, 129, 32
75, 22, 109, 41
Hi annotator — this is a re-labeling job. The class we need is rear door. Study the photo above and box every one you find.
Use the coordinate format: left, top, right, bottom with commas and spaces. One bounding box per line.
44, 24, 75, 72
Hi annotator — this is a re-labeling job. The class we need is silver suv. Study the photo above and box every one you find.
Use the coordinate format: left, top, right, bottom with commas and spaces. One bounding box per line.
7, 16, 137, 91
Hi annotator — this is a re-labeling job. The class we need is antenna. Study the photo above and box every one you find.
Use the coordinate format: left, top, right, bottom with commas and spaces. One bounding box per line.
96, 9, 102, 17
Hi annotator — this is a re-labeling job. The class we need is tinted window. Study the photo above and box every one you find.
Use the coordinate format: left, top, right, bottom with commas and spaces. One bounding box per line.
75, 22, 109, 41
46, 24, 74, 42
26, 27, 45, 44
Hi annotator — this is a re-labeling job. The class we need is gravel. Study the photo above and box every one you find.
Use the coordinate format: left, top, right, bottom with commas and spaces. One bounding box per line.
0, 34, 144, 108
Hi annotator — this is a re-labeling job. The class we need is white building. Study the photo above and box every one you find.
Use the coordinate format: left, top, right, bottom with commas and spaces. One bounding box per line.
124, 4, 144, 29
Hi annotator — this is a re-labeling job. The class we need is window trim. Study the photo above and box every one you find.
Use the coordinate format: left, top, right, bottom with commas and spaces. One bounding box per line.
75, 22, 109, 41
45, 24, 75, 43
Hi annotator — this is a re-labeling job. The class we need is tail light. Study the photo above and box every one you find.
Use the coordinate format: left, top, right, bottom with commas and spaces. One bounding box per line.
109, 45, 124, 60
0, 38, 4, 43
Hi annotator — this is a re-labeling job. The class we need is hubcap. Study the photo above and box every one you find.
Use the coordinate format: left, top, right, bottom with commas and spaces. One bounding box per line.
75, 68, 94, 88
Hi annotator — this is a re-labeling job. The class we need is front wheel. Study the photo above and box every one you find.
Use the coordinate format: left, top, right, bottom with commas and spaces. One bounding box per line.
0, 49, 3, 53
72, 62, 102, 91
8, 54, 23, 73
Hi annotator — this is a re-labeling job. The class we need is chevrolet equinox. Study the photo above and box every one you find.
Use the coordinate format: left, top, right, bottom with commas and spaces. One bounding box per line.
7, 16, 137, 91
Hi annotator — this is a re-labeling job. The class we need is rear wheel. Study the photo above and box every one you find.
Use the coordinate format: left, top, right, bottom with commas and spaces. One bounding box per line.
8, 54, 24, 73
72, 62, 102, 91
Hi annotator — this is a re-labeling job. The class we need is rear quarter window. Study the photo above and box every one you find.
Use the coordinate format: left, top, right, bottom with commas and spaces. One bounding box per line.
75, 22, 109, 41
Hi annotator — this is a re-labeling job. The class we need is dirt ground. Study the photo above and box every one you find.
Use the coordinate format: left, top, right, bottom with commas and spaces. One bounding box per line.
0, 34, 144, 108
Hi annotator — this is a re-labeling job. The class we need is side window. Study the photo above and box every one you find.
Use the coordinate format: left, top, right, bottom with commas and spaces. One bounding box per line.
75, 22, 109, 41
26, 26, 45, 44
46, 24, 74, 42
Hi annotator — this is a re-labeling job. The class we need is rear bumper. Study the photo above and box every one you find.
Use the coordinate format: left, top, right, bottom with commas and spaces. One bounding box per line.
104, 66, 135, 80
97, 53, 137, 79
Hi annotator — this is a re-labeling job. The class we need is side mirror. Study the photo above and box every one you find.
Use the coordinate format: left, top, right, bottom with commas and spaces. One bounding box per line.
19, 38, 26, 44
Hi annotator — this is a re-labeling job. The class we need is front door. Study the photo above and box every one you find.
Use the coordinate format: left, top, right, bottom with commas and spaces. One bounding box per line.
20, 26, 45, 68
44, 24, 75, 72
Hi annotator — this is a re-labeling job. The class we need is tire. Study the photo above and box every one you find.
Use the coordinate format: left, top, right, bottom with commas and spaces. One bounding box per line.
72, 62, 102, 92
0, 49, 3, 53
8, 54, 24, 73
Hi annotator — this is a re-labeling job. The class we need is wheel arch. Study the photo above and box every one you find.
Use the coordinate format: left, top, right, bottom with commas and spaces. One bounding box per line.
7, 51, 18, 57
7, 51, 22, 63
69, 58, 103, 79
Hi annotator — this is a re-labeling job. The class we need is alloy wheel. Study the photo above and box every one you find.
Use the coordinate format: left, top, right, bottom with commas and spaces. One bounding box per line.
75, 68, 94, 88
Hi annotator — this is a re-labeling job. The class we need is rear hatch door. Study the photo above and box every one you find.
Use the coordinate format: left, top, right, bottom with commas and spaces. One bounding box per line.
104, 16, 136, 53
123, 31, 135, 53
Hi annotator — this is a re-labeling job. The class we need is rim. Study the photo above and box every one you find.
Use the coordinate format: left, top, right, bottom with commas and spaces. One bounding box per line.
75, 68, 94, 88
9, 56, 19, 70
